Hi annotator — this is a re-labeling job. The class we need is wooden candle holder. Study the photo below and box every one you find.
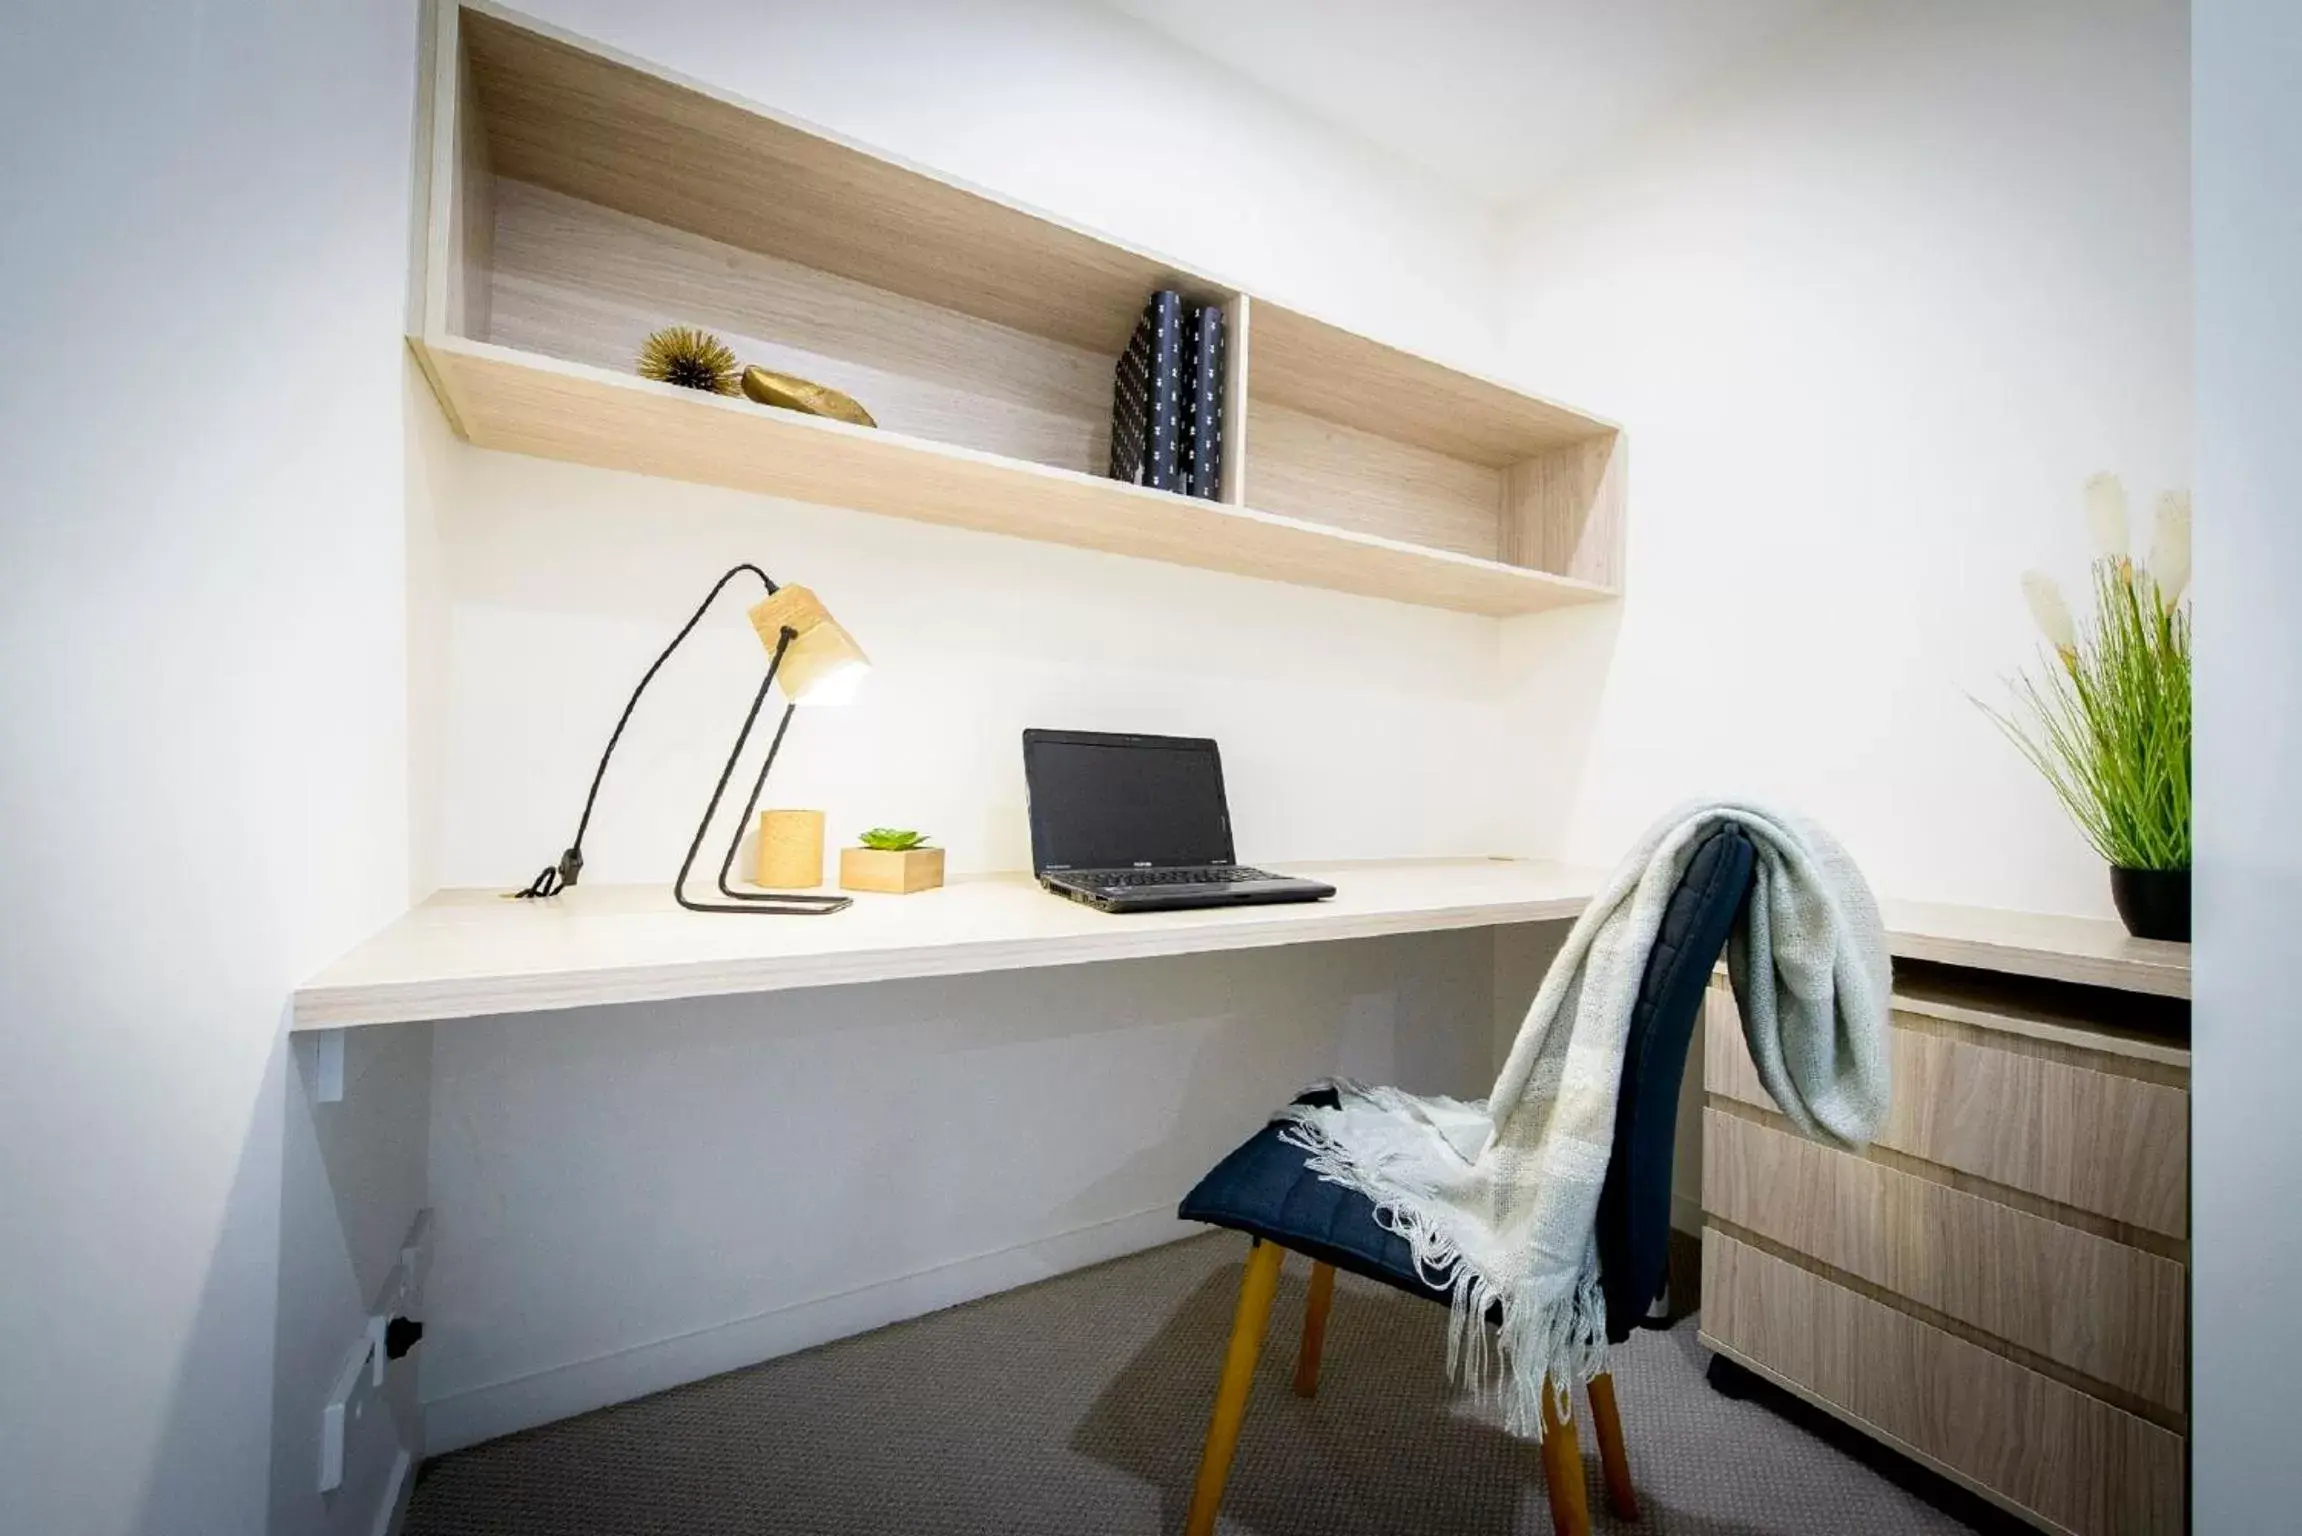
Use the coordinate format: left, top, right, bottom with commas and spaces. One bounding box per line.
755, 809, 826, 889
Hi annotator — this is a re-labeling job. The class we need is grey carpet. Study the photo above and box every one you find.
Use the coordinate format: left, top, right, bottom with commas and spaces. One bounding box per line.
404, 1233, 1985, 1535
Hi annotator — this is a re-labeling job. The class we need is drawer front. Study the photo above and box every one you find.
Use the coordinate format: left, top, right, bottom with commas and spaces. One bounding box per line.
1702, 1109, 2185, 1412
1702, 1230, 2184, 1535
1704, 988, 2188, 1238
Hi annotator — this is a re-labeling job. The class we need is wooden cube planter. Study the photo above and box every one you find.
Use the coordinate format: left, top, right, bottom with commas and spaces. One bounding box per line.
839, 846, 946, 894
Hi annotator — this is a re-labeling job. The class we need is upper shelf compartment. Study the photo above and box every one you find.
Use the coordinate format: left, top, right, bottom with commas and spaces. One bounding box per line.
413, 3, 1626, 616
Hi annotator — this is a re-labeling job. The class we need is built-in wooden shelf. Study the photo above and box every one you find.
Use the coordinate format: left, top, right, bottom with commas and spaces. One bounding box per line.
410, 3, 1627, 616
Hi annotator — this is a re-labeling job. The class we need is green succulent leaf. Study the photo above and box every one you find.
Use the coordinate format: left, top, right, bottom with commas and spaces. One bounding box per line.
858, 827, 928, 851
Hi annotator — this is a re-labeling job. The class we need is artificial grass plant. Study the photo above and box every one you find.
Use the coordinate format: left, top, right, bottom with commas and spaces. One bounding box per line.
1985, 475, 2191, 872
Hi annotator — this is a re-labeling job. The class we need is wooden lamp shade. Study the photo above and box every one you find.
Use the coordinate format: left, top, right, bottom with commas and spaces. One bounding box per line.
746, 584, 870, 706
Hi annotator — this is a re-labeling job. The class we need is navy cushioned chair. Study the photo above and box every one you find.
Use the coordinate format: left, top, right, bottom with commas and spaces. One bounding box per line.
1174, 824, 1757, 1536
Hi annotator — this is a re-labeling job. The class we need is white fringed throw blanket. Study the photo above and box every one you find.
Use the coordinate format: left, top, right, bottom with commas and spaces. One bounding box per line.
1278, 801, 1892, 1438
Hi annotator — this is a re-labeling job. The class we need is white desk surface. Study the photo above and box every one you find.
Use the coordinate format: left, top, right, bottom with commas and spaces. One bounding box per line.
292, 859, 1603, 1029
293, 862, 2192, 1031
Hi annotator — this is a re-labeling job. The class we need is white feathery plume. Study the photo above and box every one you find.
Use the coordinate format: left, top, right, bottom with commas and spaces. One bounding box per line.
2083, 473, 2129, 561
2149, 490, 2191, 608
2021, 570, 2078, 659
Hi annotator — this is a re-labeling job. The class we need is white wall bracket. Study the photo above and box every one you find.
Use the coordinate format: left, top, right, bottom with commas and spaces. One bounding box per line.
311, 1029, 347, 1104
318, 1333, 374, 1494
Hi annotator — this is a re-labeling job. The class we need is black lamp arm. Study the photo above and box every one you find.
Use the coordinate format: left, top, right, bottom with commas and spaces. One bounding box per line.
512, 562, 777, 901
672, 626, 849, 915
711, 686, 802, 902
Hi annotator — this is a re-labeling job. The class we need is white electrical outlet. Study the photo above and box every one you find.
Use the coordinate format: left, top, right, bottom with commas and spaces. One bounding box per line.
365, 1208, 436, 1389
322, 1208, 437, 1494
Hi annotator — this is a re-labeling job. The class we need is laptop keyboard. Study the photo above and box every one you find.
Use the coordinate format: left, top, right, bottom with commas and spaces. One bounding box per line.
1079, 867, 1277, 887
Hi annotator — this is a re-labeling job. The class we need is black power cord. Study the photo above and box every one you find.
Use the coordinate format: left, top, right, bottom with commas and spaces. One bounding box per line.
511, 562, 851, 916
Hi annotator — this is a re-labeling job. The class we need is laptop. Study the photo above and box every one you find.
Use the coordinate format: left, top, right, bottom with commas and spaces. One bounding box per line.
1022, 729, 1337, 913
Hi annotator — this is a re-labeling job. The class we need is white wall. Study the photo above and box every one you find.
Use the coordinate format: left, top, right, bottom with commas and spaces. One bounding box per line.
422, 929, 1511, 1448
1496, 0, 2191, 919
270, 1026, 434, 1536
432, 453, 1515, 887
0, 3, 423, 1534
2192, 1, 2302, 1527
414, 0, 2201, 1440
1486, 0, 2190, 1237
0, 1, 2199, 1520
412, 0, 1539, 1451
423, 0, 1516, 891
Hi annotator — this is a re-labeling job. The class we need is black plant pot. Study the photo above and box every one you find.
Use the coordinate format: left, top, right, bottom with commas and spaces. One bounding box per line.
2109, 867, 2190, 942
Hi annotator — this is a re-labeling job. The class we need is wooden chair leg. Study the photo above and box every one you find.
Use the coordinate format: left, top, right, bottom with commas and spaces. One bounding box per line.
1185, 1240, 1285, 1536
1292, 1261, 1336, 1398
1537, 1376, 1592, 1536
1588, 1370, 1639, 1520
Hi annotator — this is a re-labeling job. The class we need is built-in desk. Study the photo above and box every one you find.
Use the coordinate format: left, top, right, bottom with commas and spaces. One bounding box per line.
292, 859, 1605, 1029
295, 864, 2197, 1031
298, 852, 2195, 1504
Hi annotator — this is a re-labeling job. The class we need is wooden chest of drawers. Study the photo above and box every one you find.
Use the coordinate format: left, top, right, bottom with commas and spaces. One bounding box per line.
1698, 964, 2190, 1535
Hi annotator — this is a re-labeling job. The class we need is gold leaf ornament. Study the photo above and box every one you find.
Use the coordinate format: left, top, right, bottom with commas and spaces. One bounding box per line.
741, 366, 877, 428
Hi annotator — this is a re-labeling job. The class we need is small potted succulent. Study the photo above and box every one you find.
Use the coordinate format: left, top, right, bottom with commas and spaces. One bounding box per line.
838, 828, 945, 895
1985, 474, 2191, 940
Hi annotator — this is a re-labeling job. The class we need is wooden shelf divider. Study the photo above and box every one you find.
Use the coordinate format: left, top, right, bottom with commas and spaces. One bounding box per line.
412, 2, 1628, 616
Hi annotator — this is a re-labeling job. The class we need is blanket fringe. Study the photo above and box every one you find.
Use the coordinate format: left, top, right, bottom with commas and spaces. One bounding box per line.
1276, 1094, 1610, 1440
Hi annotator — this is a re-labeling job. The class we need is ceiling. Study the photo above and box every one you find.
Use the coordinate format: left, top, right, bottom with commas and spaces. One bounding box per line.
1091, 0, 1838, 206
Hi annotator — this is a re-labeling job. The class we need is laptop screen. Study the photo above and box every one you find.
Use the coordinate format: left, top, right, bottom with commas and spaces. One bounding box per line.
1022, 730, 1235, 872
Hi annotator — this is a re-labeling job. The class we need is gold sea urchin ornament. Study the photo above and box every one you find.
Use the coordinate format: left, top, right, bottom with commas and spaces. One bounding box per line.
637, 326, 740, 394
741, 366, 877, 428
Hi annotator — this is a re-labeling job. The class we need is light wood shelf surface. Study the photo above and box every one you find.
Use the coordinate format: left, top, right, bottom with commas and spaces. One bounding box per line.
293, 859, 1604, 1031
413, 3, 1627, 617
458, 3, 1222, 355
1247, 300, 1602, 467
416, 337, 1619, 617
1879, 898, 2189, 999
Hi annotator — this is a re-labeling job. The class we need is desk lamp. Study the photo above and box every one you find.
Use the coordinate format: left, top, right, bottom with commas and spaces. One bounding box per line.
512, 563, 868, 915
